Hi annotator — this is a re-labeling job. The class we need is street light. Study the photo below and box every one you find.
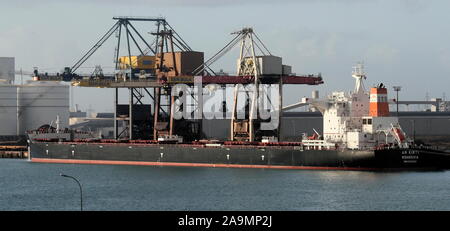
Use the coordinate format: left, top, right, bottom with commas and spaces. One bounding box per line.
60, 173, 83, 211
393, 86, 402, 115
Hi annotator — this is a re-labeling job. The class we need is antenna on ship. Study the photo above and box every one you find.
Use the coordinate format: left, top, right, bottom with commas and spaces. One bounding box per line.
352, 62, 366, 94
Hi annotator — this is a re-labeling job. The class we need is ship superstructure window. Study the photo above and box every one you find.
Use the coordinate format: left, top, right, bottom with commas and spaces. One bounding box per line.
363, 118, 373, 125
377, 96, 387, 102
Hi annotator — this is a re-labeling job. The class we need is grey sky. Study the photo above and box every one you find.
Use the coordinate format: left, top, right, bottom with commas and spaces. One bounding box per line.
1, 0, 449, 112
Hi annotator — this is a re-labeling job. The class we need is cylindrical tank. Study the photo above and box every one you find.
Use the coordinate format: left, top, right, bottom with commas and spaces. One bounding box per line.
0, 85, 18, 135
18, 81, 69, 134
0, 57, 15, 84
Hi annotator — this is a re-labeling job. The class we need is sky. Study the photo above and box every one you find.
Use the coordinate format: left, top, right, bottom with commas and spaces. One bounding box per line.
1, 0, 449, 112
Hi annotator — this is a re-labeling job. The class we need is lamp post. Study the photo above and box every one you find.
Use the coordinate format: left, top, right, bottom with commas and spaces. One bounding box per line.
60, 173, 83, 211
393, 86, 402, 115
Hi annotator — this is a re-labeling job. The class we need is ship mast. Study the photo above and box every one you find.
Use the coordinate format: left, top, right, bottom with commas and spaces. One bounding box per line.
352, 62, 366, 94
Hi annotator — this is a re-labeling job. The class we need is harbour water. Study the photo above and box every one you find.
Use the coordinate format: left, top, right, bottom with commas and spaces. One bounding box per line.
0, 159, 449, 211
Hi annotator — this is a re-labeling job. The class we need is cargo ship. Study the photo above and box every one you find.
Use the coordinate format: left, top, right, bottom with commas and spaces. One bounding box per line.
28, 64, 450, 170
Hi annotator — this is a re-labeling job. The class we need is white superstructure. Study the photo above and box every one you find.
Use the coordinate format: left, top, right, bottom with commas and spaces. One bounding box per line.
301, 63, 411, 150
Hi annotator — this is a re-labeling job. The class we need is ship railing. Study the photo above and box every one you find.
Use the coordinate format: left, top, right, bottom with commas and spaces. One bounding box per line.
301, 139, 337, 150
374, 144, 398, 150
31, 137, 337, 150
374, 143, 442, 151
27, 129, 91, 135
33, 138, 65, 142
412, 144, 441, 151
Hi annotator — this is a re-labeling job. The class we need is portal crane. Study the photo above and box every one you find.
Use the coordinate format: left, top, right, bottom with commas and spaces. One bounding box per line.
30, 17, 324, 143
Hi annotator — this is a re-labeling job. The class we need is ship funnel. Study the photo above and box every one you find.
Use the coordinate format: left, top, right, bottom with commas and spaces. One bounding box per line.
369, 83, 389, 117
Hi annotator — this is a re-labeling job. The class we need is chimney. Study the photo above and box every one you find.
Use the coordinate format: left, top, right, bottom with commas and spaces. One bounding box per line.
369, 85, 389, 117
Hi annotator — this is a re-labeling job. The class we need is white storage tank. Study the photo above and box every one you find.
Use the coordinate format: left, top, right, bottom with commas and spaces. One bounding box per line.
0, 85, 18, 135
18, 81, 69, 134
0, 57, 15, 84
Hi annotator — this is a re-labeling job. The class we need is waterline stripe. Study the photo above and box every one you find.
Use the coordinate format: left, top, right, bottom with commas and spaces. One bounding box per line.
31, 158, 379, 171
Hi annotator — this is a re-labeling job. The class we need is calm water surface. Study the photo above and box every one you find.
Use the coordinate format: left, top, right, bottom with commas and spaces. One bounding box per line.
0, 159, 449, 211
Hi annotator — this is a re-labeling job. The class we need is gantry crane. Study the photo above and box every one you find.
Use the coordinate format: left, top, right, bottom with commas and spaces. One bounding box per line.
31, 17, 324, 142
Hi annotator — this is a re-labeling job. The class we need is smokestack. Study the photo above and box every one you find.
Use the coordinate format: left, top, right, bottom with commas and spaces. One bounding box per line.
369, 85, 389, 117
